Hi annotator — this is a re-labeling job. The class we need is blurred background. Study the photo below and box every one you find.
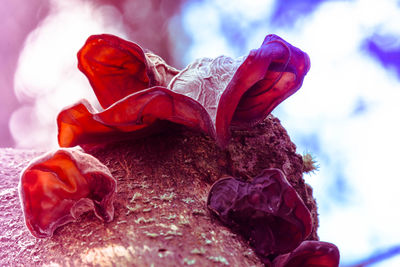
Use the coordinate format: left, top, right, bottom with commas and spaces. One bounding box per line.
1, 0, 400, 265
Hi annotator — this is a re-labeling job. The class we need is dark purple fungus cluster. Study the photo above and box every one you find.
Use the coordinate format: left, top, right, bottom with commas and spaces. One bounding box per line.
208, 169, 312, 256
208, 168, 339, 266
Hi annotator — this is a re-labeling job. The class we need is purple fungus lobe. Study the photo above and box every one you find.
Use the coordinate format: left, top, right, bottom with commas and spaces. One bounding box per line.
272, 241, 340, 267
207, 168, 312, 257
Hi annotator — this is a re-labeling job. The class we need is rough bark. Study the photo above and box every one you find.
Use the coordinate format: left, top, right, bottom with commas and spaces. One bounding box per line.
0, 115, 318, 266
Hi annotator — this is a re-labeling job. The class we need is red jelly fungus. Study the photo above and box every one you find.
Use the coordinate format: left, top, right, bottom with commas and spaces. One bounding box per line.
207, 168, 312, 257
77, 34, 179, 109
57, 87, 215, 147
272, 241, 340, 267
215, 34, 310, 147
58, 34, 309, 148
19, 148, 117, 238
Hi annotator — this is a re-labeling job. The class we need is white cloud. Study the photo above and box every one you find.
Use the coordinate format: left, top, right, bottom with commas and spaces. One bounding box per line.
183, 0, 400, 265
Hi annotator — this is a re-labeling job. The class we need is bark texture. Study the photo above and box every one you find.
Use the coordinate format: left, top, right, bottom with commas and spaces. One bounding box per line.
0, 115, 318, 266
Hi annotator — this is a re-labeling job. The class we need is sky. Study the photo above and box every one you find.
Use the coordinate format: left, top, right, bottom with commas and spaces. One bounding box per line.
4, 0, 400, 266
180, 0, 400, 265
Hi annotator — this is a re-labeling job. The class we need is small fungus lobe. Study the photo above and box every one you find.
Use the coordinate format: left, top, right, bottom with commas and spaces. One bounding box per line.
19, 148, 116, 238
272, 240, 340, 267
57, 87, 215, 148
207, 168, 312, 257
77, 34, 179, 109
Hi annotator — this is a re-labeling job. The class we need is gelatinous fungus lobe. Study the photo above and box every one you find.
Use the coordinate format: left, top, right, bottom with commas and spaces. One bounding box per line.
58, 34, 214, 148
207, 168, 312, 257
57, 87, 215, 147
168, 34, 310, 147
215, 34, 310, 147
272, 241, 340, 267
77, 34, 179, 109
19, 148, 117, 238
